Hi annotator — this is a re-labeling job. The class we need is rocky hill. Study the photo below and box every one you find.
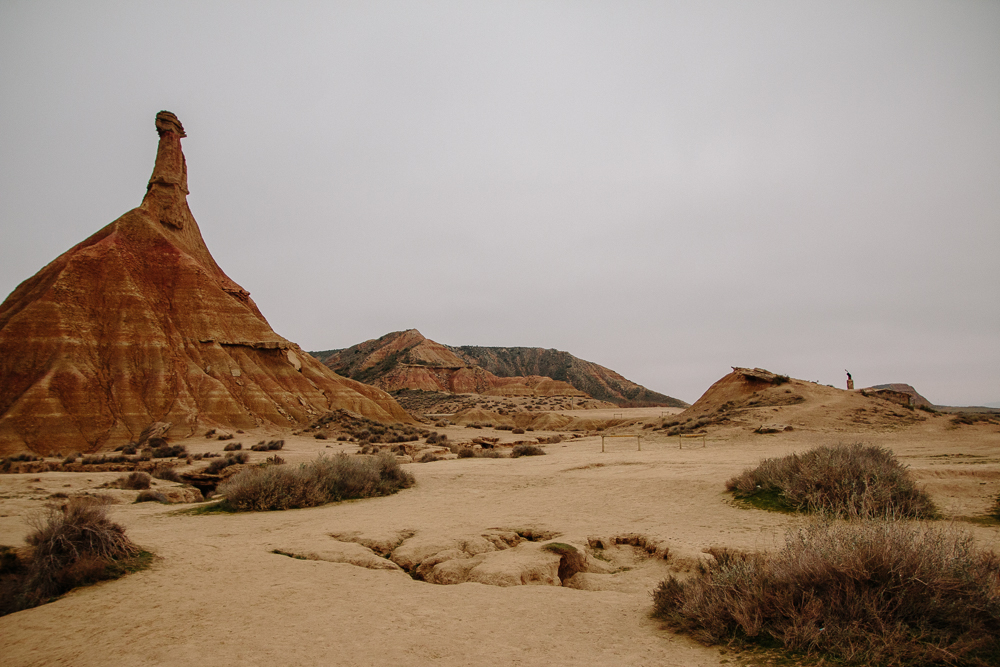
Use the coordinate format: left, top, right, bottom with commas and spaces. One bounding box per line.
0, 112, 410, 455
311, 329, 687, 408
866, 383, 933, 409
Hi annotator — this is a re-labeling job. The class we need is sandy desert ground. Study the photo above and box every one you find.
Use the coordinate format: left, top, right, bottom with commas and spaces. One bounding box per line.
0, 400, 998, 667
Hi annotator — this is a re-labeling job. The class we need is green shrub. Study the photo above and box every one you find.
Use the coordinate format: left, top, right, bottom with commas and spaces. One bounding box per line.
511, 444, 546, 458
726, 443, 935, 518
217, 452, 414, 512
653, 520, 1000, 666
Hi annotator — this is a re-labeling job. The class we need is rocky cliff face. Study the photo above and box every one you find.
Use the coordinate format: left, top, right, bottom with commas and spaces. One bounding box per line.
312, 329, 686, 407
0, 112, 410, 455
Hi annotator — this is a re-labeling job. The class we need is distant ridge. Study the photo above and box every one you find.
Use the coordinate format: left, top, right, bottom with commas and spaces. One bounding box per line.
311, 329, 687, 408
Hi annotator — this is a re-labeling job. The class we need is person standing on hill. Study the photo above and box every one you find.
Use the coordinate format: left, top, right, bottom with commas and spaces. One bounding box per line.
846, 370, 854, 390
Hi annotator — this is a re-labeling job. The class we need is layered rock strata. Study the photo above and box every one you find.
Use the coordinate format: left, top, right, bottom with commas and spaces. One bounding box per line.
0, 112, 410, 455
312, 329, 686, 406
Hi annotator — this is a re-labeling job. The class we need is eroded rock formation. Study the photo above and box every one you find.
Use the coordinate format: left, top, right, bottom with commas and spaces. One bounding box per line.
0, 112, 411, 455
312, 329, 687, 406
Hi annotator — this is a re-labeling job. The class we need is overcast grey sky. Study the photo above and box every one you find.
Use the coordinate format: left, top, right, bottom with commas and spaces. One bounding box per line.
1, 1, 998, 406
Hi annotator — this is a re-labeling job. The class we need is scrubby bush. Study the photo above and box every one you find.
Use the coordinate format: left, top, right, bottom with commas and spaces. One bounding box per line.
476, 449, 503, 459
457, 447, 475, 458
151, 444, 187, 459
652, 520, 1000, 666
134, 490, 170, 504
0, 498, 140, 614
217, 452, 414, 512
511, 444, 546, 458
152, 467, 182, 483
228, 452, 249, 464
417, 452, 440, 463
950, 412, 999, 427
223, 442, 242, 451
116, 472, 151, 490
512, 428, 525, 434
726, 443, 935, 518
251, 440, 284, 452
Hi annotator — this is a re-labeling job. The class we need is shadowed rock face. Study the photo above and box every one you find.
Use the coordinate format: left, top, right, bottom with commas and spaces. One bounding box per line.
0, 112, 411, 455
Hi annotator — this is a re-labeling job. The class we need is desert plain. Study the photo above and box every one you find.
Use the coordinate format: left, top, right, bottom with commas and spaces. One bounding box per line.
1, 381, 998, 667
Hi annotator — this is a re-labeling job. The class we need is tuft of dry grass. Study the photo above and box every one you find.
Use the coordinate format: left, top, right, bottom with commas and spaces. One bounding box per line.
726, 442, 935, 518
652, 520, 1000, 666
217, 452, 414, 512
0, 498, 142, 615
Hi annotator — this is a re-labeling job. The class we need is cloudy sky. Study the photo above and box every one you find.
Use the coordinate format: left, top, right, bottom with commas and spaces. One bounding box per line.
1, 1, 998, 406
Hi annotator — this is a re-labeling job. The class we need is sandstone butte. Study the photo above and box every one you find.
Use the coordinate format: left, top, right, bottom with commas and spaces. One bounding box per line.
0, 111, 411, 456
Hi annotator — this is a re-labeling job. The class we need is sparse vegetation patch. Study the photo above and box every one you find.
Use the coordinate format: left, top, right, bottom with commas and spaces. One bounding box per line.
511, 444, 546, 457
652, 520, 1000, 666
1, 498, 147, 616
727, 443, 936, 518
217, 452, 414, 512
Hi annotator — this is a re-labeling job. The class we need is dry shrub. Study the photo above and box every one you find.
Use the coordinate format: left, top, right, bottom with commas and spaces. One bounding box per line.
457, 447, 475, 458
250, 440, 285, 452
511, 444, 546, 458
151, 444, 187, 459
218, 452, 414, 512
134, 490, 170, 504
726, 443, 935, 518
113, 472, 151, 490
652, 520, 1000, 666
223, 442, 242, 451
204, 458, 232, 474
152, 467, 182, 483
14, 498, 139, 608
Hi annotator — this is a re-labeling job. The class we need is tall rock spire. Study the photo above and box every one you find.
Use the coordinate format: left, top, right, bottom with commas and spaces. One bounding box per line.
0, 112, 411, 455
142, 111, 192, 231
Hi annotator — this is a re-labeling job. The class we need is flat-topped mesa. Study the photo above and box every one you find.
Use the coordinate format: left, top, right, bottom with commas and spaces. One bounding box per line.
0, 112, 413, 455
142, 111, 192, 231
